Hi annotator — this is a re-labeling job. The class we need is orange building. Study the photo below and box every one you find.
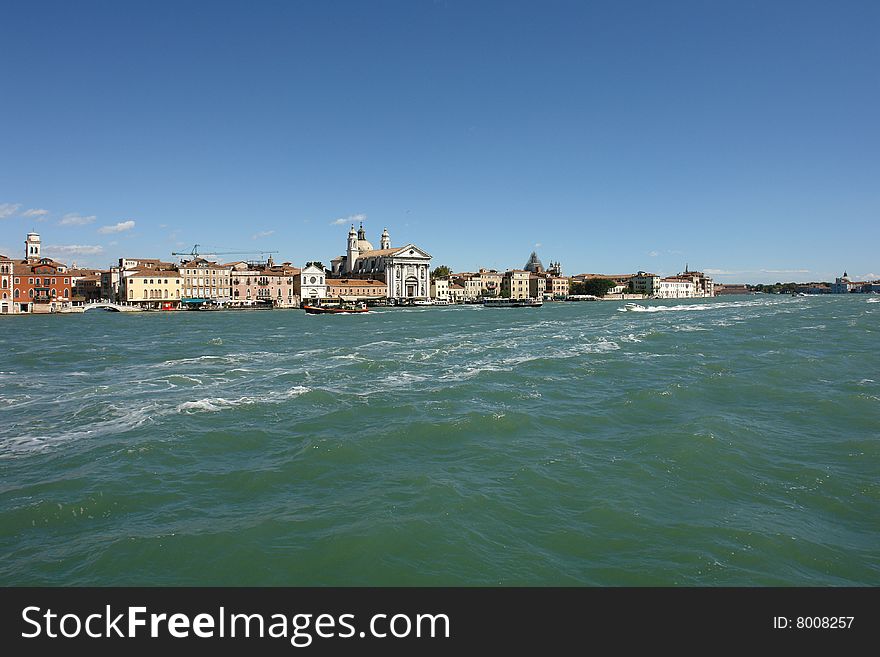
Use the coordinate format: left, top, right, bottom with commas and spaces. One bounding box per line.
10, 233, 72, 313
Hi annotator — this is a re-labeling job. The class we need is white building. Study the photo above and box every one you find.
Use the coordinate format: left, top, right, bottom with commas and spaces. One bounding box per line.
430, 277, 449, 302
298, 263, 328, 302
330, 224, 432, 302
657, 276, 696, 299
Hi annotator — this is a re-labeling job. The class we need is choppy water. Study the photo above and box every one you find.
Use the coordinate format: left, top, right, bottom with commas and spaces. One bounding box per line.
1, 295, 878, 585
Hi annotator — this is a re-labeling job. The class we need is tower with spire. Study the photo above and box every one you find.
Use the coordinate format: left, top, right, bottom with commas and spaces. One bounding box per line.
380, 227, 390, 250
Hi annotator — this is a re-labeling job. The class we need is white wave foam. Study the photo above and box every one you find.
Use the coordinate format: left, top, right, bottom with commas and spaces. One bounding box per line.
176, 386, 311, 413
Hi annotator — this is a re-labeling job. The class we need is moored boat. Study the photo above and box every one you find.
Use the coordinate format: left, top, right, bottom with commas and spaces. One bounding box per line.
481, 298, 543, 308
303, 303, 369, 314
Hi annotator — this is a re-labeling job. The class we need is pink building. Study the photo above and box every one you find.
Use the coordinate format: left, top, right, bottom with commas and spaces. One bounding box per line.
228, 260, 300, 308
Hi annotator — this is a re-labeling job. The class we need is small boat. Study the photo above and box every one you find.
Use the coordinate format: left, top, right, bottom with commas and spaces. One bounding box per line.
481, 298, 543, 308
412, 300, 434, 306
622, 302, 647, 311
303, 303, 369, 314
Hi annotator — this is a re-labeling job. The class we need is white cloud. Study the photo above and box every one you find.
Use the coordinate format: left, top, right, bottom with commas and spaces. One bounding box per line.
648, 250, 659, 257
98, 220, 135, 234
0, 203, 21, 219
58, 213, 96, 226
21, 208, 49, 220
761, 269, 810, 274
331, 213, 367, 226
704, 268, 740, 276
534, 242, 542, 248
251, 230, 275, 240
44, 244, 104, 256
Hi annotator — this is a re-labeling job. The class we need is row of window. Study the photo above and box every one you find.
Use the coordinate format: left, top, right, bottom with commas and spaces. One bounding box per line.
11, 289, 70, 299
129, 290, 178, 299
134, 279, 177, 285
11, 277, 70, 285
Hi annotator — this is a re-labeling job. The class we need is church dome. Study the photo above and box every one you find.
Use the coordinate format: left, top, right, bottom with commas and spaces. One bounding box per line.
357, 238, 374, 251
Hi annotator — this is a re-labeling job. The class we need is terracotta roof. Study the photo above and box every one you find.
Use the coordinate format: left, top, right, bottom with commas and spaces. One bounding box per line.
130, 269, 180, 277
14, 260, 67, 274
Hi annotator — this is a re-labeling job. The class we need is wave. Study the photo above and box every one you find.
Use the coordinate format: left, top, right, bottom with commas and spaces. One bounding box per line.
176, 386, 311, 413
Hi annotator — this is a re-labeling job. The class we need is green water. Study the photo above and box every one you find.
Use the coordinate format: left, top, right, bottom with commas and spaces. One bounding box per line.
1, 296, 878, 585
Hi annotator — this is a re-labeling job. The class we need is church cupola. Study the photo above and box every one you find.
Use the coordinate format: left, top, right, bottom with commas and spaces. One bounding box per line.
380, 227, 390, 250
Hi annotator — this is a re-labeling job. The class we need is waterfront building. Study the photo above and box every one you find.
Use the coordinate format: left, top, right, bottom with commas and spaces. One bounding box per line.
430, 276, 449, 302
325, 278, 388, 300
677, 266, 716, 297
121, 268, 181, 309
178, 258, 232, 305
543, 261, 569, 299
630, 272, 661, 297
260, 261, 300, 308
0, 253, 13, 314
228, 259, 300, 307
228, 261, 262, 305
529, 272, 547, 299
831, 272, 877, 294
715, 284, 751, 295
657, 276, 696, 299
330, 224, 431, 302
448, 282, 467, 303
451, 269, 501, 300
502, 270, 532, 299
110, 258, 177, 302
68, 268, 106, 303
296, 263, 328, 303
10, 232, 72, 313
795, 283, 831, 294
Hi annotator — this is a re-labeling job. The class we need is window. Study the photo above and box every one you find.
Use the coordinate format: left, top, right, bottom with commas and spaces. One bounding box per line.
29, 289, 34, 298
14, 289, 18, 298
63, 289, 69, 298
14, 277, 19, 284
64, 278, 69, 284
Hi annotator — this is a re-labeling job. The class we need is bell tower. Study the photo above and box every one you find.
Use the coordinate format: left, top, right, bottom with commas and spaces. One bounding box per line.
25, 232, 41, 263
380, 227, 390, 250
347, 224, 359, 274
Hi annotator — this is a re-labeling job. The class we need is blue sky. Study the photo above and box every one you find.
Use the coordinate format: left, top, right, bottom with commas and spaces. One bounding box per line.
1, 0, 877, 282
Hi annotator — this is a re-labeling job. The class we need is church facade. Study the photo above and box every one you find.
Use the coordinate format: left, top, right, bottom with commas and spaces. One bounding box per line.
330, 225, 431, 302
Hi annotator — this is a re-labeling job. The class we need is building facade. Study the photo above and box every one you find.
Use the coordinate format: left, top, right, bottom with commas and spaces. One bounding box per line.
430, 277, 449, 302
529, 273, 547, 299
228, 260, 300, 307
179, 258, 232, 305
9, 233, 72, 313
121, 269, 181, 308
502, 270, 532, 299
296, 263, 329, 302
325, 278, 388, 300
657, 276, 696, 299
0, 254, 13, 314
631, 272, 661, 297
330, 225, 432, 302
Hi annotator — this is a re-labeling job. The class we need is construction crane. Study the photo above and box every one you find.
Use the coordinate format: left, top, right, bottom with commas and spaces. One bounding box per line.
171, 244, 280, 261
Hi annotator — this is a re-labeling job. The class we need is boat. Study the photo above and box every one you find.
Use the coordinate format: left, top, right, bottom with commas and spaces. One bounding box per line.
412, 300, 434, 306
303, 302, 369, 314
481, 298, 543, 308
622, 302, 647, 311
